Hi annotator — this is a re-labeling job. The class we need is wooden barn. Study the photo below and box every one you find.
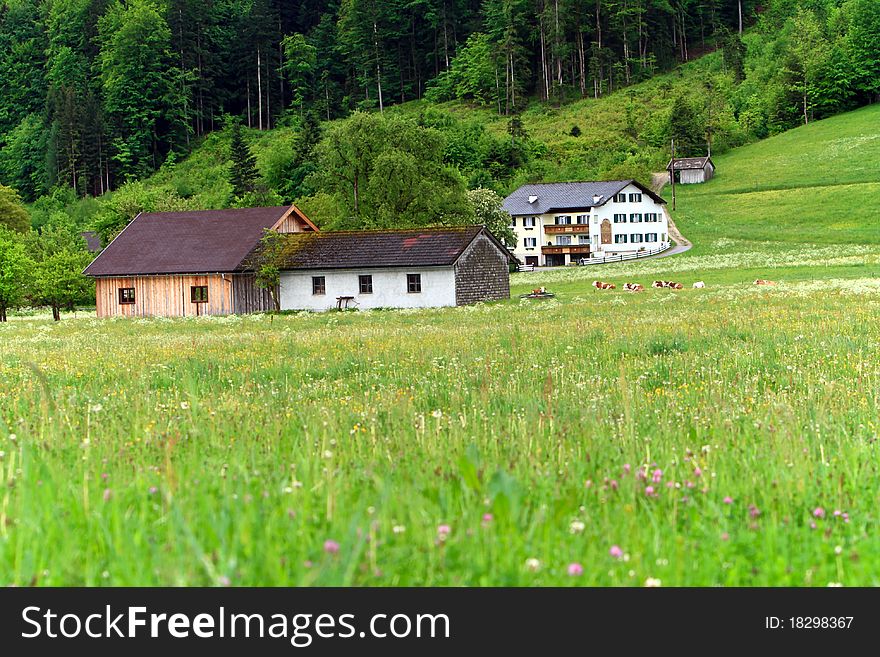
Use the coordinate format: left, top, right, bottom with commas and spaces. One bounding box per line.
83, 205, 317, 318
666, 156, 715, 184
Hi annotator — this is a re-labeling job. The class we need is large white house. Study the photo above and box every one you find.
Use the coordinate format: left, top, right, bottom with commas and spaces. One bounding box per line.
502, 180, 669, 266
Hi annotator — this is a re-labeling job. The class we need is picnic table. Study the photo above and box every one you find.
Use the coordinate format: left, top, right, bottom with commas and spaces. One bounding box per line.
336, 296, 357, 309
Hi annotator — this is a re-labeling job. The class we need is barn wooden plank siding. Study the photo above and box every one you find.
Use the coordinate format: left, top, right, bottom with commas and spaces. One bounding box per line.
454, 233, 510, 305
231, 273, 277, 313
95, 274, 234, 317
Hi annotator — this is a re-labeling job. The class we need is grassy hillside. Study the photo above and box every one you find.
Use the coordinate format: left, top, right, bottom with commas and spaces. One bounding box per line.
672, 104, 880, 248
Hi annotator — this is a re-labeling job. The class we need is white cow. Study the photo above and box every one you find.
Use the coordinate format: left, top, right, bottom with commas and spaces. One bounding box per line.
693, 281, 705, 288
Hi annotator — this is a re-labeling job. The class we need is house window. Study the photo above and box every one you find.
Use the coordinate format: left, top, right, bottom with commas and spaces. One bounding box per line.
631, 234, 643, 243
510, 216, 517, 227
593, 215, 599, 224
555, 215, 572, 225
630, 213, 642, 223
557, 235, 572, 245
662, 233, 667, 242
312, 276, 326, 295
407, 273, 422, 293
578, 235, 590, 244
576, 214, 589, 224
118, 288, 135, 305
614, 234, 628, 244
523, 217, 536, 228
614, 193, 627, 203
359, 275, 373, 294
646, 233, 658, 242
191, 286, 208, 303
613, 214, 627, 223
524, 237, 537, 248
629, 193, 643, 203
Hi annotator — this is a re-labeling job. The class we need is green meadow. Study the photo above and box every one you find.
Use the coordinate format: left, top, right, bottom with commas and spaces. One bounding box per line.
1, 107, 879, 586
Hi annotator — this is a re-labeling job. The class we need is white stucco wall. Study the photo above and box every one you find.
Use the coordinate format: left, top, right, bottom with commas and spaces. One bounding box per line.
509, 182, 669, 265
279, 266, 456, 311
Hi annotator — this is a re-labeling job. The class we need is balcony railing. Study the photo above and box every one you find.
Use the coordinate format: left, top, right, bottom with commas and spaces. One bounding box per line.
542, 245, 591, 254
544, 224, 590, 234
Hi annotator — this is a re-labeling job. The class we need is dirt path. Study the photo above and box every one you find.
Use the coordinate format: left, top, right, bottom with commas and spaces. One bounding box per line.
651, 172, 692, 249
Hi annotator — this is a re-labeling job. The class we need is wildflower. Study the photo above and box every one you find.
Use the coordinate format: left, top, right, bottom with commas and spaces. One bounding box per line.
645, 485, 655, 497
218, 576, 231, 586
102, 488, 112, 502
90, 404, 103, 413
584, 479, 592, 488
569, 520, 585, 534
324, 540, 340, 555
813, 507, 825, 519
723, 496, 733, 504
833, 510, 842, 518
834, 545, 843, 555
8, 434, 15, 441
637, 467, 647, 481
393, 525, 406, 534
525, 558, 541, 572
810, 521, 817, 530
721, 532, 729, 541
694, 467, 702, 478
148, 486, 158, 495
431, 409, 443, 419
748, 504, 761, 518
609, 545, 623, 559
609, 480, 618, 491
567, 563, 584, 576
437, 524, 451, 540
180, 401, 190, 410
323, 450, 333, 459
623, 463, 631, 475
827, 582, 843, 587
652, 469, 662, 483
644, 577, 662, 587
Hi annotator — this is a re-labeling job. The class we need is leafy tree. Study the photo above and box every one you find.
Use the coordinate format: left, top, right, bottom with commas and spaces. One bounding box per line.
229, 120, 259, 198
252, 229, 285, 311
0, 114, 49, 201
466, 188, 516, 246
0, 185, 30, 233
0, 227, 31, 321
28, 225, 94, 321
845, 0, 880, 103
787, 8, 829, 125
313, 112, 472, 229
281, 33, 318, 116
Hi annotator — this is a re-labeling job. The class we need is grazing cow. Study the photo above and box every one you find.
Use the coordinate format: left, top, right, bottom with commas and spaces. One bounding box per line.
593, 280, 616, 290
693, 281, 705, 288
532, 287, 547, 295
652, 280, 683, 289
623, 283, 644, 292
754, 279, 777, 286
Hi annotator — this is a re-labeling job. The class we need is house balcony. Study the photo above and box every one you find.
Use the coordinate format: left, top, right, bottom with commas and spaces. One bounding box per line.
542, 245, 591, 255
544, 224, 590, 234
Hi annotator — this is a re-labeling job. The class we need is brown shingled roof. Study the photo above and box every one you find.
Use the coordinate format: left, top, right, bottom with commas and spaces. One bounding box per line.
83, 206, 300, 276
242, 226, 513, 271
666, 156, 714, 171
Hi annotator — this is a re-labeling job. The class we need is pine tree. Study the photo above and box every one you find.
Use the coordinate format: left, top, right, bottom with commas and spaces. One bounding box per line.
229, 120, 258, 198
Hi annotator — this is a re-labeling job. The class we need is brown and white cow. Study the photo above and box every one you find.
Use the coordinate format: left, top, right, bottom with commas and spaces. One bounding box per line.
652, 280, 683, 289
623, 283, 644, 292
593, 280, 616, 290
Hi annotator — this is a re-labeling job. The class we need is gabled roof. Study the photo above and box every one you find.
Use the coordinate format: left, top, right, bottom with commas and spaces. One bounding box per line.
502, 179, 665, 216
242, 225, 514, 272
83, 205, 311, 276
666, 156, 714, 171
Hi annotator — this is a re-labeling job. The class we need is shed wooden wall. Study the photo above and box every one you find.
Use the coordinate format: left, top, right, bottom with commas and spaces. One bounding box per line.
232, 273, 277, 313
275, 213, 312, 233
95, 274, 234, 318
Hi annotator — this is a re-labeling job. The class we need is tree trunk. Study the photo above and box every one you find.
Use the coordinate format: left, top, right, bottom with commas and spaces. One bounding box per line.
52, 303, 61, 322
373, 22, 384, 112
738, 0, 743, 35
803, 93, 809, 125
0, 303, 7, 322
257, 49, 263, 131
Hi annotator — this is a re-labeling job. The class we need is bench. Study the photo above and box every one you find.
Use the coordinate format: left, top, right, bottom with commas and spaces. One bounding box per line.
336, 296, 357, 310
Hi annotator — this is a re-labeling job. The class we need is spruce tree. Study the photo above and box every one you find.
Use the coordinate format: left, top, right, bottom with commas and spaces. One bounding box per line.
229, 120, 258, 198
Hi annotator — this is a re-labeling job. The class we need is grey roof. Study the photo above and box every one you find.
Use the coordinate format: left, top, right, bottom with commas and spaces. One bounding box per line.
666, 157, 714, 171
502, 180, 664, 216
242, 225, 514, 271
84, 206, 301, 276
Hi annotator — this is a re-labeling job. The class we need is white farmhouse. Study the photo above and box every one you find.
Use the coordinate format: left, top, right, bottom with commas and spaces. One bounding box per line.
269, 226, 513, 311
502, 180, 669, 267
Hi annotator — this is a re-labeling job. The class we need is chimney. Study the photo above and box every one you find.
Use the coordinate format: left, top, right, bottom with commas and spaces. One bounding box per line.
592, 194, 602, 205
528, 195, 538, 204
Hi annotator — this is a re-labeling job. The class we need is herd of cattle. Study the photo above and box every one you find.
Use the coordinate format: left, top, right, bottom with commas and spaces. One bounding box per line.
591, 278, 777, 292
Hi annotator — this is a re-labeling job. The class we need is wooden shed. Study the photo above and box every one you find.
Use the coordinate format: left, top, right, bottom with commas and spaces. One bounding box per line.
83, 205, 318, 318
666, 156, 715, 184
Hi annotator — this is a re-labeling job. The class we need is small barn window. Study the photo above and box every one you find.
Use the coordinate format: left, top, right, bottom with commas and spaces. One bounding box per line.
614, 193, 627, 203
118, 288, 135, 304
359, 275, 373, 294
407, 274, 422, 293
191, 286, 208, 303
312, 276, 326, 295
629, 193, 643, 203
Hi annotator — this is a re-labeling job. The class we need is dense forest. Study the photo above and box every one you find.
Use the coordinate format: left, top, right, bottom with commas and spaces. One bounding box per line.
0, 0, 879, 317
